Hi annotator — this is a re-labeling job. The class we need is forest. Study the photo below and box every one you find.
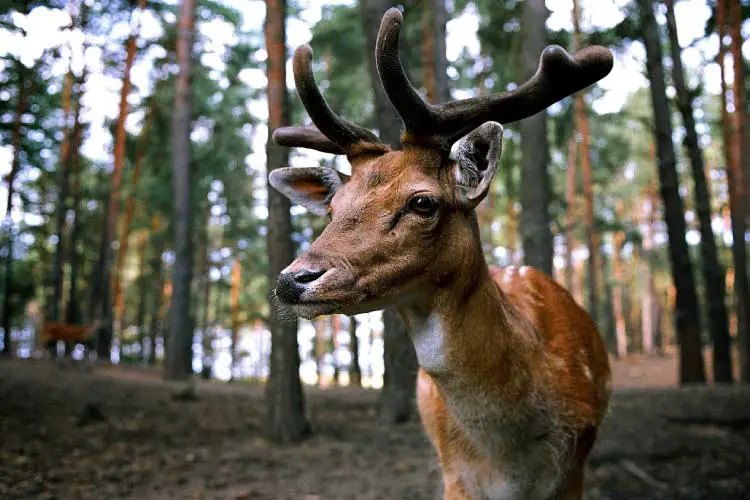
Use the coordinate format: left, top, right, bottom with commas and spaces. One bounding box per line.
1, 0, 750, 498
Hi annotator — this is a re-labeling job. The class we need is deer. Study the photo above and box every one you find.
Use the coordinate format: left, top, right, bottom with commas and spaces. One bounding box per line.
37, 318, 100, 356
268, 8, 613, 500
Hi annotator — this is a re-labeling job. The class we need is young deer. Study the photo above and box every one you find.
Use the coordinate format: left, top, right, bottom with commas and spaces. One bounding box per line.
269, 8, 613, 500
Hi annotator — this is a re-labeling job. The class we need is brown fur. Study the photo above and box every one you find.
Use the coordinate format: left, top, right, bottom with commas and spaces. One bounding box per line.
277, 144, 610, 499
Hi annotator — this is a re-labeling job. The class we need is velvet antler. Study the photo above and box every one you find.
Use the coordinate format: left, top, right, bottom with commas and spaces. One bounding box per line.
272, 45, 388, 156
375, 8, 614, 152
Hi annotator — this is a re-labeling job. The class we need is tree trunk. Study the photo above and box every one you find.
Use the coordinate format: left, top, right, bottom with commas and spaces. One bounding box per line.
264, 0, 310, 443
135, 233, 148, 358
229, 257, 241, 379
519, 0, 553, 275
728, 0, 750, 383
637, 0, 705, 384
147, 227, 164, 365
349, 316, 361, 387
640, 190, 659, 356
0, 30, 28, 355
571, 0, 599, 324
728, 0, 750, 215
165, 0, 195, 381
200, 207, 213, 378
718, 0, 750, 382
565, 134, 577, 292
360, 0, 419, 423
314, 317, 326, 385
51, 66, 75, 323
113, 97, 156, 332
65, 68, 87, 326
665, 0, 732, 382
95, 0, 147, 360
421, 0, 450, 104
380, 309, 418, 422
613, 202, 628, 358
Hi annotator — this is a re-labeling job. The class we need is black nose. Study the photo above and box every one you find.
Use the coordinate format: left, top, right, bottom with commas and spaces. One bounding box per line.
292, 269, 326, 284
275, 269, 327, 303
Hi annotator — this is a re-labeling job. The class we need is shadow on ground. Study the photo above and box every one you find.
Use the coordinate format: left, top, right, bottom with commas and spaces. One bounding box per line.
1, 358, 749, 499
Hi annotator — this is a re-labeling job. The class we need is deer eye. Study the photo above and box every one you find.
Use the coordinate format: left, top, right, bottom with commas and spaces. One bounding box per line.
407, 196, 439, 217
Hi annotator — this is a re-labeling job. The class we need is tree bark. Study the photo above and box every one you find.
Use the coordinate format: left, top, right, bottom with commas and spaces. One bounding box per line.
94, 0, 147, 360
349, 316, 361, 387
165, 0, 195, 380
65, 68, 87, 326
135, 233, 148, 357
565, 134, 577, 292
360, 0, 419, 423
51, 66, 75, 323
640, 190, 659, 356
718, 0, 750, 382
613, 202, 627, 358
421, 0, 450, 104
199, 207, 212, 378
728, 0, 749, 383
572, 0, 599, 324
664, 0, 732, 382
147, 225, 164, 365
229, 257, 241, 379
264, 0, 310, 443
637, 0, 705, 384
112, 96, 156, 332
519, 0, 553, 275
329, 315, 340, 385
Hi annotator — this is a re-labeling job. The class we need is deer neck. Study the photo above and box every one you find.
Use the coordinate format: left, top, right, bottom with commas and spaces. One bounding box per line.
398, 242, 540, 398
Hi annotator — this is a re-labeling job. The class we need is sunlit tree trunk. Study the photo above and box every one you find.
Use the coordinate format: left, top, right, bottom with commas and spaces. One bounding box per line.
113, 97, 156, 333
637, 0, 705, 384
165, 0, 195, 380
135, 233, 148, 357
360, 0, 418, 423
229, 258, 241, 379
95, 0, 148, 360
314, 317, 325, 385
718, 0, 750, 382
640, 190, 659, 356
264, 0, 310, 442
613, 202, 627, 358
565, 134, 577, 292
349, 316, 361, 387
330, 315, 340, 385
665, 0, 732, 382
571, 0, 599, 325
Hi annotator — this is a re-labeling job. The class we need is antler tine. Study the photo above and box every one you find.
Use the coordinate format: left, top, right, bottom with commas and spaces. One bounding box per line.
375, 8, 614, 151
281, 44, 387, 155
273, 126, 347, 155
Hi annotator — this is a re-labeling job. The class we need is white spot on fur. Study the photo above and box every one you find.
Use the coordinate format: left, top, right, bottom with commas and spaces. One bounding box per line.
411, 312, 446, 373
519, 265, 529, 277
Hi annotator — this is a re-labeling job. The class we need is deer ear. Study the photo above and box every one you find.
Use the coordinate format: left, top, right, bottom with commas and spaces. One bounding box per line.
454, 122, 503, 210
269, 166, 348, 216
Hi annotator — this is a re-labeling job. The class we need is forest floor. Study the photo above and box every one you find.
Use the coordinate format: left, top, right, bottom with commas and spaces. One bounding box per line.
1, 355, 750, 500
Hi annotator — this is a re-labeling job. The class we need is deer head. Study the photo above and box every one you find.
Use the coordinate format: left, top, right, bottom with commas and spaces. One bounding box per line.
270, 8, 612, 320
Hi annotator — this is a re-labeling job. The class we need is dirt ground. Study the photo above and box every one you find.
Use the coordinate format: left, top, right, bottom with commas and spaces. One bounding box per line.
1, 356, 749, 500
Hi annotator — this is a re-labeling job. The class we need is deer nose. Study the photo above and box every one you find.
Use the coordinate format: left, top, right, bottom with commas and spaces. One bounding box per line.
292, 268, 326, 284
275, 268, 327, 303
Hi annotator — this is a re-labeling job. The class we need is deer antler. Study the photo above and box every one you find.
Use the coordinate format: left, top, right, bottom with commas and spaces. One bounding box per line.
272, 45, 389, 156
375, 8, 614, 152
